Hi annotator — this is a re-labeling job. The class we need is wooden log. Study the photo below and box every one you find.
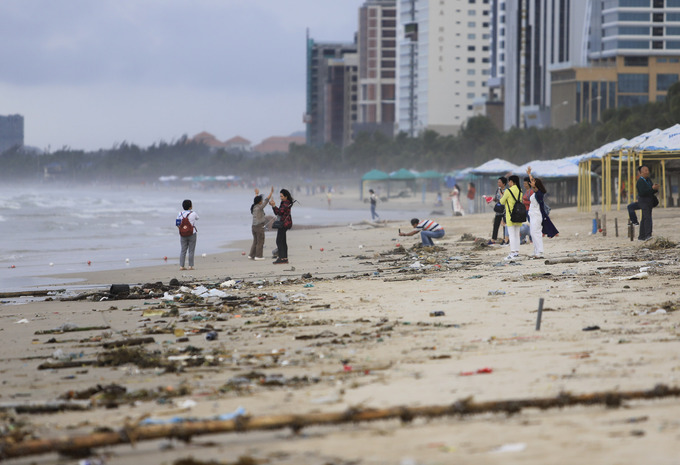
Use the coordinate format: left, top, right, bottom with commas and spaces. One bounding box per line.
544, 256, 598, 265
37, 360, 98, 370
2, 384, 679, 459
0, 290, 60, 298
0, 401, 91, 414
101, 337, 155, 349
35, 326, 111, 335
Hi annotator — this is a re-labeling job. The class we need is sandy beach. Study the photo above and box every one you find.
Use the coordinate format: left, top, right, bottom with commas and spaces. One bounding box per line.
2, 193, 680, 465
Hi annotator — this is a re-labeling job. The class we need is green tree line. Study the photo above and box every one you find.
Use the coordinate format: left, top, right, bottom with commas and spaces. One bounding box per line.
2, 82, 679, 182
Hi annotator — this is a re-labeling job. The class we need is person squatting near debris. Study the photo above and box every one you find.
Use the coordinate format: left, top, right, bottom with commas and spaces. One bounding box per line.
249, 186, 274, 260
176, 199, 198, 270
526, 167, 559, 259
369, 189, 380, 220
399, 218, 445, 247
499, 175, 523, 260
491, 176, 508, 245
635, 164, 660, 241
270, 188, 294, 264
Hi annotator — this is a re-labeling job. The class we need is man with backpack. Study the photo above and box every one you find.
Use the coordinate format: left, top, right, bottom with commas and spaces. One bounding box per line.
499, 175, 526, 261
176, 199, 198, 270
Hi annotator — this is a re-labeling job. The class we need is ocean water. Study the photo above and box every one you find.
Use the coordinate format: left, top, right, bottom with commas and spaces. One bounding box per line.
0, 184, 423, 292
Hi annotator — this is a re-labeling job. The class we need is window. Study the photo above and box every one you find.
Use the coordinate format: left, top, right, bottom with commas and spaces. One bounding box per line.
618, 95, 649, 107
620, 26, 650, 35
468, 22, 476, 27
468, 10, 476, 16
468, 33, 476, 39
619, 40, 650, 48
468, 45, 476, 51
467, 81, 476, 87
618, 74, 649, 93
653, 26, 664, 36
467, 57, 476, 63
620, 0, 651, 5
653, 40, 663, 49
653, 0, 664, 7
467, 69, 476, 75
653, 13, 664, 22
657, 74, 679, 90
467, 93, 475, 98
624, 56, 649, 66
668, 27, 680, 35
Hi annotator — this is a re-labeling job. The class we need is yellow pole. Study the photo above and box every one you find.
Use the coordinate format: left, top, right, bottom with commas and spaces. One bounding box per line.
617, 150, 622, 211
588, 159, 592, 212
661, 159, 666, 208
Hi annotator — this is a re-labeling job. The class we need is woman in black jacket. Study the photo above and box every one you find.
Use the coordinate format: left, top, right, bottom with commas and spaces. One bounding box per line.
270, 189, 294, 264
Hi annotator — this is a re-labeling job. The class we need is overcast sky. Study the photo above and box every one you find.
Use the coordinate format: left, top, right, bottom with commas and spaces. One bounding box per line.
0, 0, 365, 151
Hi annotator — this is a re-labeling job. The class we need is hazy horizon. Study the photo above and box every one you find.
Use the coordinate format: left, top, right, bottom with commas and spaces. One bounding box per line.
0, 0, 365, 152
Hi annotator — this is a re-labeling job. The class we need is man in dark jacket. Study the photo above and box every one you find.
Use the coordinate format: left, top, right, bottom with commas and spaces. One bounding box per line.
636, 164, 659, 241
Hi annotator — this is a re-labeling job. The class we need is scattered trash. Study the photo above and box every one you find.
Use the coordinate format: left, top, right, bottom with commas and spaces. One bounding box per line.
490, 443, 526, 453
460, 367, 493, 376
610, 271, 648, 281
429, 311, 445, 317
488, 290, 506, 296
205, 331, 218, 341
582, 326, 601, 331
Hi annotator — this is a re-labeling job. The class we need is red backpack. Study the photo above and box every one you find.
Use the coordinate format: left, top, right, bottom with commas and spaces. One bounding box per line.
178, 212, 194, 237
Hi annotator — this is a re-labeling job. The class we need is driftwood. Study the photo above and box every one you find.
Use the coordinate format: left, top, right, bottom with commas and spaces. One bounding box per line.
37, 360, 98, 370
101, 337, 155, 349
544, 256, 598, 265
0, 290, 60, 298
35, 326, 111, 335
2, 384, 679, 459
0, 401, 91, 414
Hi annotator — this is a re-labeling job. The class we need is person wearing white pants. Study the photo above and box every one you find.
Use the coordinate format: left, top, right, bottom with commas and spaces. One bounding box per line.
528, 196, 544, 258
499, 175, 523, 261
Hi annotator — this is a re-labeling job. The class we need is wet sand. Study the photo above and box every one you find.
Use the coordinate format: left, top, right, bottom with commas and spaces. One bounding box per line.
2, 197, 680, 465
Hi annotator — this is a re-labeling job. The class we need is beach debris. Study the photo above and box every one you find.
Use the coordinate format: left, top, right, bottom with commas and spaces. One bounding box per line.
35, 324, 110, 335
488, 290, 506, 296
101, 337, 155, 349
6, 384, 680, 459
109, 284, 130, 297
460, 367, 493, 376
490, 443, 526, 453
429, 311, 445, 317
582, 326, 601, 331
642, 237, 677, 250
544, 256, 598, 265
609, 271, 648, 281
204, 331, 218, 341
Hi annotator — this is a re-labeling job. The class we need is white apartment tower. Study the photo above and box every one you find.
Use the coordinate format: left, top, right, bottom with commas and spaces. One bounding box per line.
396, 0, 492, 137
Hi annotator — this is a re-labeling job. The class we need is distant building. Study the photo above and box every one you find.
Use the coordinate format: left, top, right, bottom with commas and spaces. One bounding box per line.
355, 0, 397, 140
191, 131, 227, 150
325, 54, 359, 147
396, 0, 491, 137
190, 132, 252, 153
0, 114, 24, 153
305, 32, 358, 147
224, 136, 251, 153
252, 135, 306, 154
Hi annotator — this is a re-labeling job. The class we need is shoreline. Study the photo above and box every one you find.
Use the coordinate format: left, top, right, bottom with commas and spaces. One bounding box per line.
2, 206, 680, 464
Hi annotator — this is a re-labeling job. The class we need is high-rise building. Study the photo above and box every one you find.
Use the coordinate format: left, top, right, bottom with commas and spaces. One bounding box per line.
550, 0, 680, 129
325, 54, 360, 148
0, 114, 24, 153
396, 0, 492, 137
501, 0, 680, 130
355, 0, 398, 139
305, 32, 358, 147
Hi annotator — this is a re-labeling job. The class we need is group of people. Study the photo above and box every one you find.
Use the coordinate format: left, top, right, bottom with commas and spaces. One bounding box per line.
175, 164, 660, 269
175, 187, 296, 269
488, 169, 559, 260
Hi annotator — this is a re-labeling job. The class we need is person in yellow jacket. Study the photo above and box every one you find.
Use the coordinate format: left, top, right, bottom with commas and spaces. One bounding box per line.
500, 174, 523, 260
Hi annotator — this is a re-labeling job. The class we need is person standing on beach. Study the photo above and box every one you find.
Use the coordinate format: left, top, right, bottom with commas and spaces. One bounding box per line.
499, 175, 522, 260
491, 177, 507, 243
449, 184, 464, 216
249, 186, 274, 260
522, 177, 534, 221
636, 164, 660, 241
270, 188, 294, 264
399, 218, 445, 247
369, 189, 380, 220
526, 167, 558, 258
466, 182, 476, 214
176, 199, 198, 270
